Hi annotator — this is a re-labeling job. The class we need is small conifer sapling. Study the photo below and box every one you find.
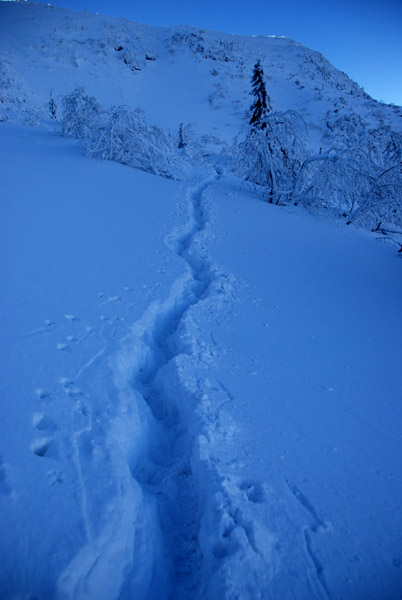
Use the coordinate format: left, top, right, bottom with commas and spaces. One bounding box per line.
249, 60, 272, 131
48, 90, 57, 120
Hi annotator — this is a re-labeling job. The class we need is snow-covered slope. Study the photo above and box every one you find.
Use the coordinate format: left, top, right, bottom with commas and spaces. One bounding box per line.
1, 3, 402, 600
1, 1, 401, 139
2, 117, 402, 600
1, 1, 401, 235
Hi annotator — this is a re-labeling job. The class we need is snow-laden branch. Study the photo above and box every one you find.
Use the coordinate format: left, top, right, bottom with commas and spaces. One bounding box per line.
61, 89, 186, 180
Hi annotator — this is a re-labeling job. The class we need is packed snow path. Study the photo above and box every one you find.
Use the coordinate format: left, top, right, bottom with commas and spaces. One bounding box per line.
55, 171, 235, 600
125, 173, 221, 596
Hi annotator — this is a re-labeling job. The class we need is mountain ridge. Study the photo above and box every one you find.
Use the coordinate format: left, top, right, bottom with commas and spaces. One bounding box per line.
1, 1, 400, 132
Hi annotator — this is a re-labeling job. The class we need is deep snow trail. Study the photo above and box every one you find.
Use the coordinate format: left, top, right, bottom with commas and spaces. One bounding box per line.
54, 170, 246, 600
120, 173, 279, 600
126, 173, 220, 598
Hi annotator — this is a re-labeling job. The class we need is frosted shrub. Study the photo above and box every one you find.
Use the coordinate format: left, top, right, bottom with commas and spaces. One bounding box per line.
230, 110, 306, 204
86, 106, 186, 180
351, 162, 402, 231
296, 124, 402, 229
291, 153, 371, 217
355, 128, 402, 229
0, 62, 28, 108
176, 122, 216, 166
60, 90, 186, 180
61, 87, 104, 139
231, 101, 402, 234
291, 151, 402, 230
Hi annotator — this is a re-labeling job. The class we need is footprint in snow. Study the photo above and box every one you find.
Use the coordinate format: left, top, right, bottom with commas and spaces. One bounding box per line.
30, 437, 58, 459
31, 414, 58, 458
56, 334, 78, 351
35, 388, 52, 400
72, 400, 92, 430
240, 480, 268, 504
32, 412, 57, 432
59, 378, 81, 398
56, 342, 68, 351
47, 470, 64, 485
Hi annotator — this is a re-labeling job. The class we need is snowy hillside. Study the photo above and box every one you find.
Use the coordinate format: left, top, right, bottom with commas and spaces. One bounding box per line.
1, 2, 402, 600
1, 1, 401, 236
2, 1, 402, 137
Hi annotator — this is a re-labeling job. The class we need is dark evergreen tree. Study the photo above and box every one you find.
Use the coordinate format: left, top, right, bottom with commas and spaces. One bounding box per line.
48, 90, 57, 120
178, 123, 186, 149
249, 60, 272, 131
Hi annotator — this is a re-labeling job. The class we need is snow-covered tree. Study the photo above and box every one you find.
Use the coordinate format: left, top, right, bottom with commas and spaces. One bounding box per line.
175, 122, 214, 167
229, 61, 307, 203
86, 106, 186, 180
295, 119, 402, 230
60, 89, 186, 179
235, 88, 402, 234
291, 153, 370, 216
178, 123, 186, 149
230, 110, 306, 203
61, 87, 104, 139
249, 60, 272, 130
350, 160, 402, 230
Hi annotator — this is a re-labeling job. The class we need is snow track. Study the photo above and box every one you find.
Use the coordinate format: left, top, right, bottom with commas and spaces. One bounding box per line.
49, 172, 341, 600
56, 174, 224, 600
105, 172, 279, 600
100, 172, 229, 599
127, 173, 220, 597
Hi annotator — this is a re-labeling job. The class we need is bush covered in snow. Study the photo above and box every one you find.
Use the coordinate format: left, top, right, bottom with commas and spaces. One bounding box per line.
315, 112, 402, 229
230, 106, 402, 235
0, 61, 28, 108
61, 87, 104, 139
0, 61, 47, 126
61, 89, 186, 180
229, 110, 307, 204
351, 160, 402, 231
86, 106, 186, 179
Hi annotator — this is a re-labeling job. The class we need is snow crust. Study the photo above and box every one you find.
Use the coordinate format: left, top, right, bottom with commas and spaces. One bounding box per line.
1, 3, 402, 599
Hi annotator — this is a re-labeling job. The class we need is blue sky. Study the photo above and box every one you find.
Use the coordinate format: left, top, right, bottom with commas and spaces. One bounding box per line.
33, 0, 402, 105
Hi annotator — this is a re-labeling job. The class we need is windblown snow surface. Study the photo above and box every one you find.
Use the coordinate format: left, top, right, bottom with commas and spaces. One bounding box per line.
1, 3, 402, 600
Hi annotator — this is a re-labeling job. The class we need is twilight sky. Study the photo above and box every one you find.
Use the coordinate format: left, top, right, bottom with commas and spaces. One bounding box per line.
32, 0, 402, 106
